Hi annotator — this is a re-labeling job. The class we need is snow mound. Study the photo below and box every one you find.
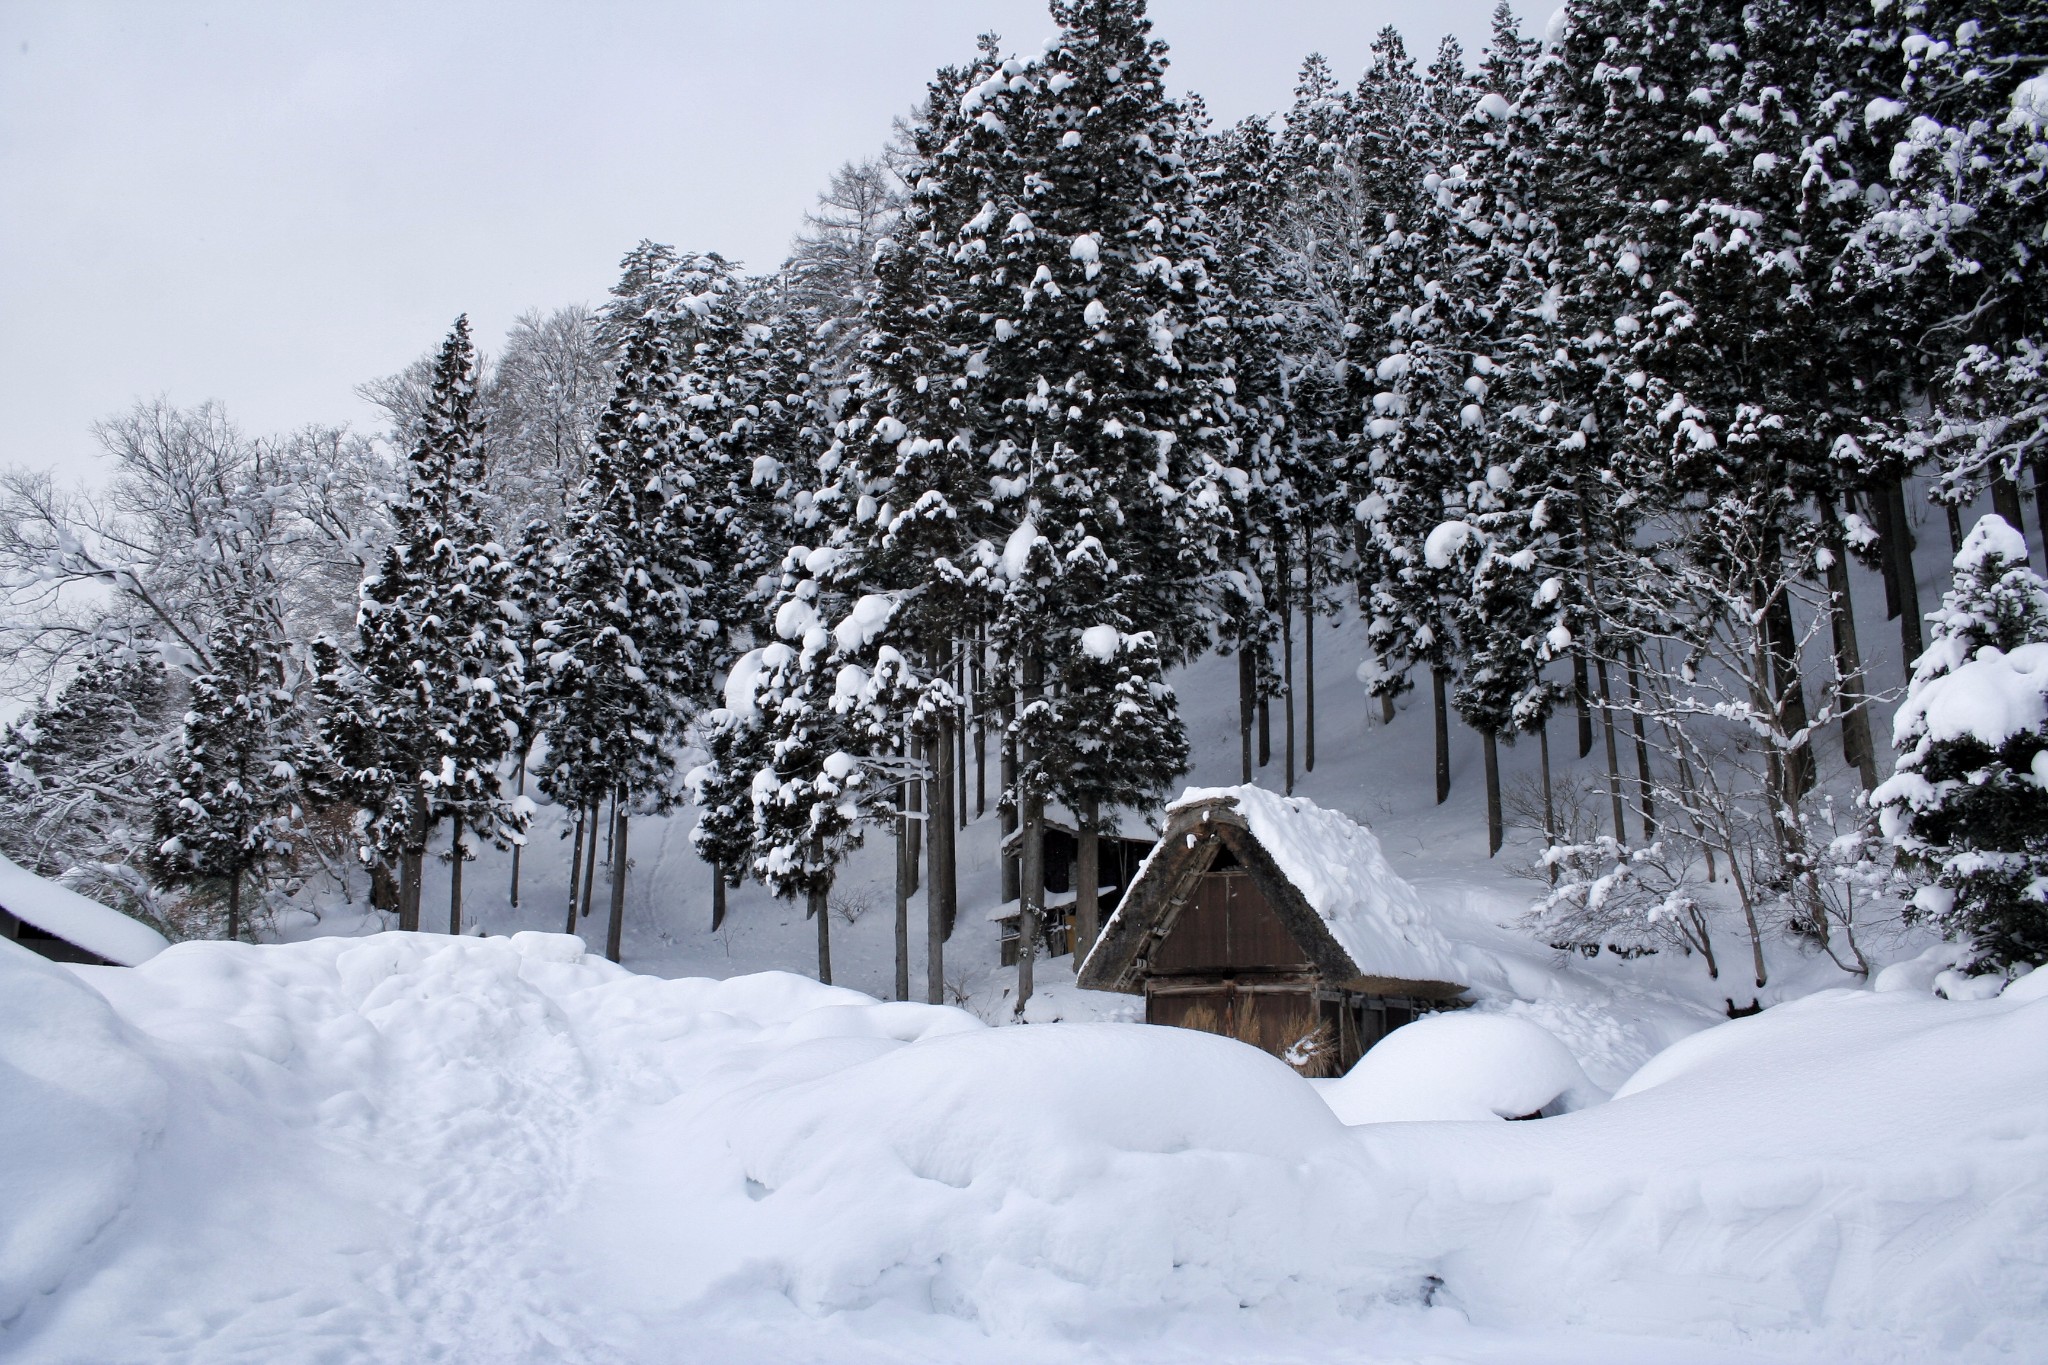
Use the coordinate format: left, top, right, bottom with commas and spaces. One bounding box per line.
1319, 1010, 1590, 1123
0, 851, 169, 966
1170, 785, 1466, 985
8, 932, 2048, 1360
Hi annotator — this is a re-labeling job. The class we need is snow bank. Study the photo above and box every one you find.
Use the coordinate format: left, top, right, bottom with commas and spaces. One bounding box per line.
0, 851, 168, 965
6, 931, 2047, 1361
1319, 1010, 1591, 1123
1168, 785, 1466, 985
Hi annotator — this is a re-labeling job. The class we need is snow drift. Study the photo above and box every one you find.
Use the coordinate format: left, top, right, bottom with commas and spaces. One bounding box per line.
3, 932, 2045, 1362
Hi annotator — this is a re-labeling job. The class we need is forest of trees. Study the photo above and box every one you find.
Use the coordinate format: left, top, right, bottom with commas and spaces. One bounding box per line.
4, 0, 2046, 999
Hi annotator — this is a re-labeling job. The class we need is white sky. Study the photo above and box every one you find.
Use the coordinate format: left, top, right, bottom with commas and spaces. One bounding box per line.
1, 1, 1530, 478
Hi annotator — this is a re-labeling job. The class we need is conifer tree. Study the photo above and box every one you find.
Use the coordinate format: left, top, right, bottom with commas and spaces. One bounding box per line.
323, 317, 512, 932
151, 599, 302, 941
537, 306, 709, 961
1878, 516, 2048, 971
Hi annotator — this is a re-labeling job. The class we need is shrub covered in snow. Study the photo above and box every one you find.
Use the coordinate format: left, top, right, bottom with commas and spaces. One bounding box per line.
1877, 516, 2048, 971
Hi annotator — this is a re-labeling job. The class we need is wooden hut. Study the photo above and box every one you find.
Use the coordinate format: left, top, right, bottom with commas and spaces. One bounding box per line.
1077, 786, 1466, 1075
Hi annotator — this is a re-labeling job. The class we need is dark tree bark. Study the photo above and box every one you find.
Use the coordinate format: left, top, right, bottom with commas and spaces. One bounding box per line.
1762, 562, 1816, 801
1885, 475, 1925, 672
580, 799, 600, 920
1871, 487, 1903, 619
399, 847, 422, 934
370, 858, 397, 913
895, 795, 911, 1002
1075, 795, 1101, 960
810, 870, 832, 987
1482, 728, 1502, 857
1992, 471, 2026, 538
906, 743, 922, 896
605, 802, 628, 964
1573, 650, 1594, 759
1257, 651, 1272, 769
448, 818, 464, 936
226, 871, 242, 942
508, 757, 525, 908
565, 807, 584, 935
1538, 721, 1557, 885
2033, 454, 2048, 574
1000, 694, 1020, 904
1304, 548, 1317, 774
1822, 503, 1879, 792
1946, 500, 1965, 555
1014, 658, 1046, 1016
1597, 656, 1626, 844
1237, 647, 1254, 783
1431, 664, 1451, 806
1625, 649, 1656, 838
1280, 538, 1296, 795
934, 714, 958, 941
710, 862, 727, 932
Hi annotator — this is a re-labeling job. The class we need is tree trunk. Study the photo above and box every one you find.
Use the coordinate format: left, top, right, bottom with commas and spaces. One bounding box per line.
957, 667, 969, 831
974, 628, 988, 820
580, 799, 600, 920
1482, 728, 1502, 857
710, 862, 727, 932
1538, 721, 1557, 885
1000, 697, 1020, 904
1304, 539, 1317, 774
1597, 655, 1626, 844
399, 847, 422, 934
811, 878, 832, 986
1871, 486, 1903, 619
1257, 649, 1272, 769
1946, 500, 1965, 555
906, 743, 922, 896
1573, 650, 1594, 758
1237, 646, 1254, 783
895, 796, 911, 1002
1823, 504, 1880, 792
1431, 664, 1451, 806
926, 778, 945, 1005
1380, 690, 1394, 725
1992, 470, 2025, 539
566, 807, 585, 935
508, 757, 525, 908
370, 858, 397, 913
1075, 795, 1101, 960
1886, 475, 1925, 671
934, 714, 959, 942
1280, 541, 1296, 795
448, 817, 463, 936
2033, 454, 2048, 574
226, 870, 242, 943
1762, 555, 1816, 801
1015, 658, 1046, 1017
605, 803, 628, 964
1625, 649, 1656, 838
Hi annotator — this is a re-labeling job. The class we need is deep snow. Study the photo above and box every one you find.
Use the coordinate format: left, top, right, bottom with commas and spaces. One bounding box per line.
4, 930, 2045, 1364
6, 487, 2041, 1361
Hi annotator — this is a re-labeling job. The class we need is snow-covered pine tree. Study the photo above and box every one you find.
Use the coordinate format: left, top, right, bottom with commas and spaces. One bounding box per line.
1347, 28, 1471, 805
536, 306, 708, 961
151, 596, 302, 941
0, 646, 175, 914
1877, 515, 2048, 971
731, 546, 918, 984
958, 0, 1233, 1011
323, 317, 511, 933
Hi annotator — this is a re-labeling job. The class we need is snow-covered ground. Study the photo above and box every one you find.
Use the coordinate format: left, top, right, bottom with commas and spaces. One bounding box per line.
9, 504, 2045, 1361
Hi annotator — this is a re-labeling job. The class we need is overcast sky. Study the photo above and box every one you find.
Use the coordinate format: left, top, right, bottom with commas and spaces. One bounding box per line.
1, 0, 1532, 478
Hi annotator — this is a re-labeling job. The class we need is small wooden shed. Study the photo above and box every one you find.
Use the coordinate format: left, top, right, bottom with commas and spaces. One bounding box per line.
1077, 786, 1465, 1075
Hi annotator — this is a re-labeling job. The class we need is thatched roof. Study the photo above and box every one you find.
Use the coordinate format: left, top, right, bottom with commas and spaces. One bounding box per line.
1077, 786, 1464, 998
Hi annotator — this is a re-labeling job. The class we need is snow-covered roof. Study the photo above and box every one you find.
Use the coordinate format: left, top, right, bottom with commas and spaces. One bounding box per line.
1081, 785, 1464, 992
0, 852, 169, 967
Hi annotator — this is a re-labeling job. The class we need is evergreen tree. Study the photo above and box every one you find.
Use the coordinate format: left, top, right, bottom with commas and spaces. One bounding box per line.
536, 306, 709, 961
151, 599, 303, 941
1877, 516, 2048, 970
322, 317, 511, 932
